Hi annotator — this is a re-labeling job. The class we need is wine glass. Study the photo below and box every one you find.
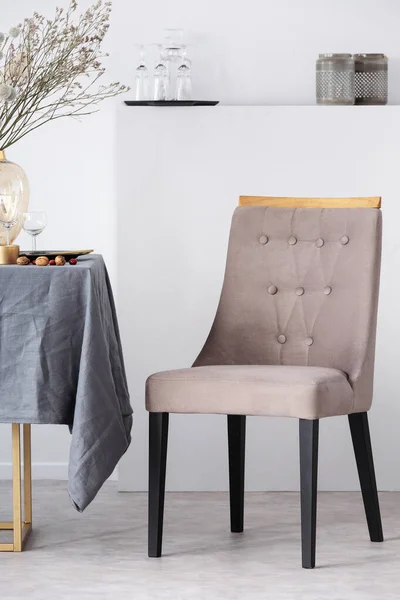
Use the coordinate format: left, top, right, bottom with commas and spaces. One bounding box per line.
134, 44, 149, 100
164, 29, 184, 61
176, 60, 192, 100
153, 44, 169, 101
23, 211, 47, 251
0, 192, 21, 245
163, 29, 185, 100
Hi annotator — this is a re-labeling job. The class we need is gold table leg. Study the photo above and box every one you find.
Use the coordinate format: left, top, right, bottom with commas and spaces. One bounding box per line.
0, 424, 33, 552
23, 424, 32, 526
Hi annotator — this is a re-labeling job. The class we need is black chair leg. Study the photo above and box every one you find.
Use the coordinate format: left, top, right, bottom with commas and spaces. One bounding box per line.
148, 412, 169, 557
227, 415, 246, 533
299, 419, 319, 569
348, 412, 384, 542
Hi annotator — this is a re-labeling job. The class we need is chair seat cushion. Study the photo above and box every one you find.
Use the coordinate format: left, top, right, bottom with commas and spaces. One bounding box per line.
146, 365, 354, 419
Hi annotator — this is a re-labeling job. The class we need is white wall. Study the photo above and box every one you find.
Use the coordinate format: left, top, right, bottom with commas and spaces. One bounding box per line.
116, 105, 400, 492
1, 0, 399, 482
107, 0, 400, 106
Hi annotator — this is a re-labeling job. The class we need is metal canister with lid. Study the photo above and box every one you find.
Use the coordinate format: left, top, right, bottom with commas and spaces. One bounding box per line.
316, 53, 355, 105
354, 54, 388, 105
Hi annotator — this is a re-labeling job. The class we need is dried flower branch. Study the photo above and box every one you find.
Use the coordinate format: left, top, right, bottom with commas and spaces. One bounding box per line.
0, 0, 129, 150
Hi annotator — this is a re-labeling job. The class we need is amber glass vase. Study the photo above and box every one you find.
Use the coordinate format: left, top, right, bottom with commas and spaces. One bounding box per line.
0, 150, 30, 245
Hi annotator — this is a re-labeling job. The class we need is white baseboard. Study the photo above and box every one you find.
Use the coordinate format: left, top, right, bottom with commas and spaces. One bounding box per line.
0, 463, 118, 481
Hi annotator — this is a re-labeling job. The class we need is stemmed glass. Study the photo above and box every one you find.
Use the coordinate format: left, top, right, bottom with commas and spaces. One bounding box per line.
23, 211, 47, 251
164, 28, 184, 62
163, 29, 185, 100
134, 44, 149, 100
0, 192, 21, 245
153, 44, 169, 101
176, 47, 192, 100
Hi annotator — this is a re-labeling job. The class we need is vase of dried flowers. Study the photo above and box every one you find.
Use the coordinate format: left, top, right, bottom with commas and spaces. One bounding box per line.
0, 0, 128, 244
0, 150, 29, 245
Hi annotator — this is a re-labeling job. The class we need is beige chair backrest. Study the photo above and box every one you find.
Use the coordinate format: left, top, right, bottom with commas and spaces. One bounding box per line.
194, 197, 382, 413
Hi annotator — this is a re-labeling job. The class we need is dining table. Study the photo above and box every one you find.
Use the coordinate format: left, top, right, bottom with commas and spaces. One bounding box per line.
0, 254, 132, 512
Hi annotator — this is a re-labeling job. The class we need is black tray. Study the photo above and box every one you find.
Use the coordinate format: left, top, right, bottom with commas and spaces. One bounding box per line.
20, 249, 94, 260
124, 100, 219, 107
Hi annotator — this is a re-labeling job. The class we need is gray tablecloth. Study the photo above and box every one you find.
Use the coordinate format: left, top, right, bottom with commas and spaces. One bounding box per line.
0, 254, 132, 511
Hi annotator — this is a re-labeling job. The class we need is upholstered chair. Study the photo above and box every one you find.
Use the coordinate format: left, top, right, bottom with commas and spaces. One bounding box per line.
146, 197, 383, 569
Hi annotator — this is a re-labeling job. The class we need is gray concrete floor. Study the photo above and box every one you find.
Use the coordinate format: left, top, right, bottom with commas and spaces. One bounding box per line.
0, 482, 400, 599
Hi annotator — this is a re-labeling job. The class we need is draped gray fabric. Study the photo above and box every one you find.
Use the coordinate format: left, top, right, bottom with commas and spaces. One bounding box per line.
147, 207, 382, 419
0, 255, 132, 511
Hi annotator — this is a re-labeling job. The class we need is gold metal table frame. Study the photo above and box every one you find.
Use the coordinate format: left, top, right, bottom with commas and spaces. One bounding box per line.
0, 424, 32, 552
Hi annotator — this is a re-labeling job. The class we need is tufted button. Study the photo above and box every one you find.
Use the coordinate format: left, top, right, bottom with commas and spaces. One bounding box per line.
277, 334, 287, 344
324, 286, 332, 295
259, 235, 268, 245
340, 235, 349, 245
305, 337, 314, 346
315, 238, 324, 248
295, 287, 305, 296
288, 236, 297, 246
268, 285, 278, 295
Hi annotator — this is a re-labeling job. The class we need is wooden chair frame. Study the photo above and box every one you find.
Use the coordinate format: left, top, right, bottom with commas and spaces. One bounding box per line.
0, 424, 33, 552
239, 196, 381, 209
